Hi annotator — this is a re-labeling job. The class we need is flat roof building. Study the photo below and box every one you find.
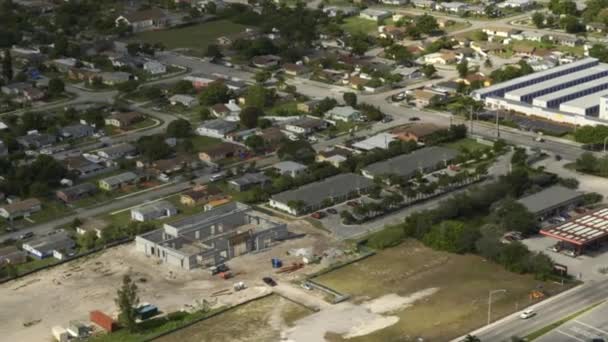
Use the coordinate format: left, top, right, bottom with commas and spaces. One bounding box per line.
361, 146, 458, 180
472, 57, 599, 100
135, 202, 287, 269
541, 207, 608, 253
559, 89, 608, 116
532, 75, 608, 109
517, 185, 584, 218
504, 66, 608, 103
269, 173, 374, 215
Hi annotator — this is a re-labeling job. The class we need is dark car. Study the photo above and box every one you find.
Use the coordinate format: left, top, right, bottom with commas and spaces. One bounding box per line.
263, 277, 277, 286
19, 232, 34, 240
409, 116, 420, 121
347, 201, 360, 207
327, 208, 338, 215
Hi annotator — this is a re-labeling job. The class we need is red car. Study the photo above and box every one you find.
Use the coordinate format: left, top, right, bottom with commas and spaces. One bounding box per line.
347, 201, 360, 207
310, 212, 326, 219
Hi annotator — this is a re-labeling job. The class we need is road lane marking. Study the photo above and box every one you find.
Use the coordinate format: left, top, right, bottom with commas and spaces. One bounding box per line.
557, 329, 585, 342
574, 320, 608, 335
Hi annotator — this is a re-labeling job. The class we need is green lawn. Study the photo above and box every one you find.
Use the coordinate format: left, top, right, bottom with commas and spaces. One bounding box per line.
341, 17, 382, 35
15, 257, 57, 275
314, 240, 570, 341
442, 138, 489, 153
190, 135, 223, 151
268, 100, 300, 116
130, 20, 250, 56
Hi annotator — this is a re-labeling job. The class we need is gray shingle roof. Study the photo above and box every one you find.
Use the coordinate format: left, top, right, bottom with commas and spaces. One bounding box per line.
517, 185, 584, 214
271, 173, 374, 207
361, 146, 458, 178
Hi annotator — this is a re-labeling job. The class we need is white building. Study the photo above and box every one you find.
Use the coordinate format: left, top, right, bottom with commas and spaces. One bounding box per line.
359, 9, 392, 21
169, 94, 199, 107
325, 106, 362, 122
131, 200, 177, 222
143, 60, 167, 75
497, 0, 534, 9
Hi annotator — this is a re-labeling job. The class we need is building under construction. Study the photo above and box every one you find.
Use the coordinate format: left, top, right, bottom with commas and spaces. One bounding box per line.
135, 202, 288, 270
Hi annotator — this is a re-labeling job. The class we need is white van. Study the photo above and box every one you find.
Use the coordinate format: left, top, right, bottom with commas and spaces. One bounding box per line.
209, 172, 227, 182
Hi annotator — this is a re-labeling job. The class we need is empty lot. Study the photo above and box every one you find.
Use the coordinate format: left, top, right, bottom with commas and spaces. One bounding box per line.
313, 240, 569, 341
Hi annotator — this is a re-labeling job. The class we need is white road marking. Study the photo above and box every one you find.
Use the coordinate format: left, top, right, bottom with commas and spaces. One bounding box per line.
556, 329, 585, 342
574, 320, 608, 335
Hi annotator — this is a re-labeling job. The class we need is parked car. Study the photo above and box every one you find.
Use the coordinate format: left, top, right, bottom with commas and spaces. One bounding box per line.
382, 115, 393, 123
209, 264, 229, 275
263, 277, 277, 286
346, 201, 360, 207
409, 116, 420, 121
326, 208, 338, 215
519, 309, 536, 319
301, 282, 313, 290
310, 212, 326, 219
554, 154, 562, 161
19, 232, 34, 240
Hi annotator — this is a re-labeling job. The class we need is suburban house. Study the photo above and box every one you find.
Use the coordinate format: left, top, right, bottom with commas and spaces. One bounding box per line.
226, 128, 258, 143
97, 143, 137, 160
169, 94, 199, 108
497, 0, 534, 9
131, 200, 178, 222
284, 117, 327, 136
22, 231, 75, 259
98, 71, 133, 86
59, 124, 95, 140
184, 73, 216, 89
297, 100, 321, 113
411, 0, 436, 9
16, 133, 56, 149
283, 63, 309, 76
211, 101, 241, 121
75, 218, 109, 239
316, 147, 353, 167
258, 127, 285, 147
63, 156, 110, 179
482, 27, 522, 38
143, 60, 166, 75
361, 146, 458, 180
586, 22, 606, 33
325, 106, 362, 122
0, 198, 41, 220
359, 9, 391, 21
98, 172, 140, 191
196, 119, 238, 138
391, 123, 445, 143
228, 173, 271, 192
198, 142, 246, 163
269, 173, 375, 215
413, 88, 446, 108
135, 202, 288, 269
105, 112, 145, 128
56, 183, 98, 203
115, 8, 168, 32
437, 1, 468, 13
180, 185, 224, 207
272, 161, 308, 178
251, 55, 281, 69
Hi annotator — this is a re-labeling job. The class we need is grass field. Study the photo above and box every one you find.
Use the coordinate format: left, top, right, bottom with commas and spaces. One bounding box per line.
341, 17, 383, 35
156, 295, 312, 342
130, 20, 249, 56
314, 240, 569, 341
443, 138, 489, 153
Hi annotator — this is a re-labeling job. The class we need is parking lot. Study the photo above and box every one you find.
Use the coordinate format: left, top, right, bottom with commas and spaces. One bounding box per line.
537, 302, 608, 342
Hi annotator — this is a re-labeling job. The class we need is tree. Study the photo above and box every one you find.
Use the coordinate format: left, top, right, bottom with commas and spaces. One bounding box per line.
532, 12, 545, 28
457, 59, 469, 78
48, 78, 65, 96
136, 135, 171, 161
245, 134, 265, 153
115, 275, 140, 333
200, 107, 212, 121
173, 80, 195, 94
576, 152, 598, 173
254, 70, 271, 84
421, 64, 437, 78
384, 44, 413, 64
199, 82, 230, 106
490, 199, 537, 235
343, 92, 357, 107
415, 14, 439, 34
560, 15, 584, 33
166, 119, 192, 137
240, 106, 263, 129
463, 335, 481, 342
2, 48, 12, 81
287, 200, 306, 214
484, 58, 493, 68
78, 230, 98, 251
245, 84, 273, 108
277, 139, 316, 164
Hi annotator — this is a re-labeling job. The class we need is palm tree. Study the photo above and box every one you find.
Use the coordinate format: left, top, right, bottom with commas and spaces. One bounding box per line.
287, 200, 306, 215
462, 335, 481, 342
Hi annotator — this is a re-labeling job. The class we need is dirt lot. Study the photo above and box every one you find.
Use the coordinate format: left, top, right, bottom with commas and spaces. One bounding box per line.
310, 240, 570, 342
0, 219, 334, 342
157, 294, 311, 342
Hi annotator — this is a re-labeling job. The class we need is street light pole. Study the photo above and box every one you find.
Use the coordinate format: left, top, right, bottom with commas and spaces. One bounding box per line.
488, 289, 507, 325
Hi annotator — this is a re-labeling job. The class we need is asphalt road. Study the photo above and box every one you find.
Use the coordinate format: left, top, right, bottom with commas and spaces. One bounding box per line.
468, 280, 608, 342
536, 301, 608, 342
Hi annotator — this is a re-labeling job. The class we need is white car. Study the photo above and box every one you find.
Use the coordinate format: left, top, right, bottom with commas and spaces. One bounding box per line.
520, 309, 536, 319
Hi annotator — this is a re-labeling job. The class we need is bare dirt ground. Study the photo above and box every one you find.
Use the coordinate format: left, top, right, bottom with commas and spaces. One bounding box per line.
0, 218, 334, 341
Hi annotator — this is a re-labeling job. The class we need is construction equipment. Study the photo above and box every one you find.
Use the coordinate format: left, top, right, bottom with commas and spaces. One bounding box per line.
529, 290, 545, 300
276, 262, 304, 274
233, 281, 246, 291
218, 271, 233, 280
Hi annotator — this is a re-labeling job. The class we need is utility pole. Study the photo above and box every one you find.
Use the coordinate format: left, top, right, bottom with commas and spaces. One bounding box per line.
495, 110, 500, 138
469, 106, 474, 135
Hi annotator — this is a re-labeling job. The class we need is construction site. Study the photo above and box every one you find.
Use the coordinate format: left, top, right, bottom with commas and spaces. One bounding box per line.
0, 217, 341, 342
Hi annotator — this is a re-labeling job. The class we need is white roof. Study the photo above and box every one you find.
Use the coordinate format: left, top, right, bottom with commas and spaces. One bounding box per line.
327, 106, 359, 118
352, 133, 397, 151
533, 75, 608, 107
541, 207, 608, 245
559, 89, 608, 112
361, 8, 391, 16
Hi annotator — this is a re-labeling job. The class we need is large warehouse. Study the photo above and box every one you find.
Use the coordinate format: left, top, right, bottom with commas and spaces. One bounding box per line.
472, 57, 608, 125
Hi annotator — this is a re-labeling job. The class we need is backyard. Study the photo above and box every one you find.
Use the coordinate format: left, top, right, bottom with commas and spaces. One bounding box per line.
130, 20, 250, 56
341, 17, 385, 35
156, 295, 312, 342
313, 240, 570, 341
